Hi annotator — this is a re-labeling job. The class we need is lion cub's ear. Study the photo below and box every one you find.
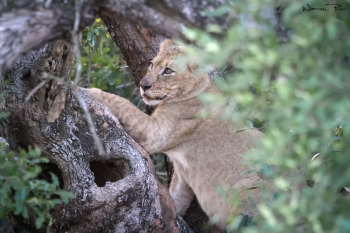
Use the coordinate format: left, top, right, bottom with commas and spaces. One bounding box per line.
159, 39, 176, 52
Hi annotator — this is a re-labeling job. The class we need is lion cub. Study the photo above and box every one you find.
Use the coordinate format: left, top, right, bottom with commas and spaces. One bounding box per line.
87, 39, 265, 229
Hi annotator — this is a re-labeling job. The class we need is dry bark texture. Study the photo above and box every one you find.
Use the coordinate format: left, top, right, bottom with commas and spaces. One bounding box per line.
1, 40, 192, 232
103, 19, 165, 85
0, 0, 230, 77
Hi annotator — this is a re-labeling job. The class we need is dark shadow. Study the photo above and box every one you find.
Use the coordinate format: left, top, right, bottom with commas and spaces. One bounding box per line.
0, 217, 28, 233
38, 162, 64, 189
90, 161, 124, 187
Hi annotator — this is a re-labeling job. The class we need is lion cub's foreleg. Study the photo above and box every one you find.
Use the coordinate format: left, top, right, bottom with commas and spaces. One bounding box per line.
169, 169, 194, 216
86, 88, 171, 154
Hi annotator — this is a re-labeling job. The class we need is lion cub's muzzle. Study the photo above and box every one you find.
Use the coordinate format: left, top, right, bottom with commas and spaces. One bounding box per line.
139, 86, 167, 106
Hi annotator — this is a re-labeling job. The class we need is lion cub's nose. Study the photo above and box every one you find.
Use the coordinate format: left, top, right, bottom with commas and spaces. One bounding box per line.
141, 85, 152, 91
140, 78, 152, 91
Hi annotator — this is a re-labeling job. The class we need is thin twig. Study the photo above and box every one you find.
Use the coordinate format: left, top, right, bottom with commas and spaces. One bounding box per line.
115, 82, 134, 89
87, 45, 92, 87
73, 0, 82, 85
73, 0, 81, 35
25, 70, 106, 155
73, 34, 82, 85
44, 0, 52, 8
42, 72, 69, 85
156, 172, 167, 176
311, 153, 320, 161
2, 0, 7, 8
71, 0, 105, 156
24, 72, 67, 104
42, 72, 105, 155
25, 80, 48, 103
71, 84, 105, 155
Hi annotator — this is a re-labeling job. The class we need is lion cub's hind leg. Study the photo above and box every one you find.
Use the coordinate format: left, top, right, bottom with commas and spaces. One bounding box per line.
169, 169, 194, 216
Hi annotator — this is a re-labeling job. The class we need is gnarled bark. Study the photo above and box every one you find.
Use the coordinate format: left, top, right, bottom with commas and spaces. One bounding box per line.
0, 0, 230, 77
2, 39, 192, 232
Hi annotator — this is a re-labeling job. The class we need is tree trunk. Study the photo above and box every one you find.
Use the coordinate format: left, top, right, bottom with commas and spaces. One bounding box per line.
104, 20, 222, 233
2, 39, 192, 232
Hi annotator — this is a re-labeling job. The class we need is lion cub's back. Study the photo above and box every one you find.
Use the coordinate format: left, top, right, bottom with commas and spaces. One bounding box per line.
182, 113, 263, 186
179, 115, 264, 226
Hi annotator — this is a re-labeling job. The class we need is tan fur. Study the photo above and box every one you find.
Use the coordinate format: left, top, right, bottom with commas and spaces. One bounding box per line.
87, 40, 272, 229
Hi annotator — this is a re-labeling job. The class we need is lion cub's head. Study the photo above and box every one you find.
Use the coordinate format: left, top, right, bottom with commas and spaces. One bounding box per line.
139, 39, 210, 106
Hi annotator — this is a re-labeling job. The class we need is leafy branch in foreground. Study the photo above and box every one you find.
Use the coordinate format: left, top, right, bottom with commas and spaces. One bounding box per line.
0, 143, 75, 231
179, 0, 350, 232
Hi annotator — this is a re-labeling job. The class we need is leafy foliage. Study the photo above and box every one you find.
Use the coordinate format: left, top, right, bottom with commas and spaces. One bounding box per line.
0, 143, 75, 231
76, 19, 143, 108
180, 0, 350, 232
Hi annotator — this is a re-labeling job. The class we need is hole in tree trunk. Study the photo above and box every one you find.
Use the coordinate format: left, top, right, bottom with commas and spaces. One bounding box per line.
38, 162, 64, 189
90, 161, 125, 187
22, 70, 31, 79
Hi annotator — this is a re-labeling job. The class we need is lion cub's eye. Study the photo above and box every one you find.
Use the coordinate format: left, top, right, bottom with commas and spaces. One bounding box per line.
164, 68, 173, 75
148, 62, 153, 70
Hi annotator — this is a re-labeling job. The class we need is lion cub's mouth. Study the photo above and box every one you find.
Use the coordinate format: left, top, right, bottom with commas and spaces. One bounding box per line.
142, 94, 166, 101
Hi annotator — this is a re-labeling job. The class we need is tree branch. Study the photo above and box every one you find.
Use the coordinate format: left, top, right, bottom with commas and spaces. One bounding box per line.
0, 0, 230, 77
0, 3, 96, 77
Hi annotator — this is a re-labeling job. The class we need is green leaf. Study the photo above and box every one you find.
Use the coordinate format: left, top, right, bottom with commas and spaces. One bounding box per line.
342, 219, 350, 229
97, 75, 104, 87
15, 202, 23, 215
98, 28, 109, 41
247, 216, 254, 226
0, 181, 11, 202
48, 216, 53, 227
232, 214, 243, 229
54, 190, 75, 204
88, 35, 95, 47
91, 26, 99, 34
87, 30, 92, 41
99, 39, 103, 54
263, 164, 272, 176
248, 195, 256, 209
108, 74, 115, 85
115, 78, 121, 85
0, 112, 10, 119
239, 215, 248, 229
81, 57, 88, 65
103, 47, 110, 54
22, 205, 29, 219
8, 177, 22, 189
35, 214, 45, 229
23, 166, 41, 180
91, 52, 99, 63
20, 189, 26, 201
51, 174, 59, 187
